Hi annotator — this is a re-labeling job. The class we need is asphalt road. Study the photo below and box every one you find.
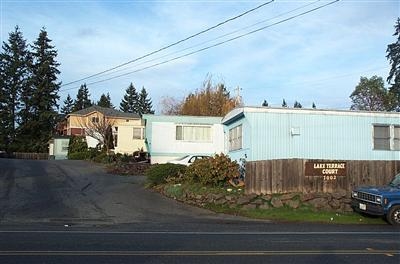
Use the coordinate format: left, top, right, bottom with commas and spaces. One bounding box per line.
0, 158, 243, 225
0, 159, 399, 264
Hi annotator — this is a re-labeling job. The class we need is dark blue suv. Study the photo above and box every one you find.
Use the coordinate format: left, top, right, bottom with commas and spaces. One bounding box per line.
351, 173, 400, 225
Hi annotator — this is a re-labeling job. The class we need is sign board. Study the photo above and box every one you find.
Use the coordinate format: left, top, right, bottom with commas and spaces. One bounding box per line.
305, 161, 347, 177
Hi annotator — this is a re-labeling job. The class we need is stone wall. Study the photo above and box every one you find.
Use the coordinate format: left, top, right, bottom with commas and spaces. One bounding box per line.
160, 186, 354, 213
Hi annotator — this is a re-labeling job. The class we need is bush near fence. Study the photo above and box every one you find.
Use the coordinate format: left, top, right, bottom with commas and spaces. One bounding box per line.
245, 159, 400, 195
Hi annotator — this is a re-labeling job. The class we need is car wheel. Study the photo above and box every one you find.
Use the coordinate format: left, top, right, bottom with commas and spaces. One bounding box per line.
387, 205, 400, 225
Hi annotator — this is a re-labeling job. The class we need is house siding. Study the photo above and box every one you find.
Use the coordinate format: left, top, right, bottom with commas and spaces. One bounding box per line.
224, 107, 400, 162
143, 115, 224, 164
66, 107, 145, 154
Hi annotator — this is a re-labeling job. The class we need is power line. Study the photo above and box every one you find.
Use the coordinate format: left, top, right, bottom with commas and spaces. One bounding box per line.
61, 0, 275, 87
60, 0, 340, 92
89, 0, 322, 80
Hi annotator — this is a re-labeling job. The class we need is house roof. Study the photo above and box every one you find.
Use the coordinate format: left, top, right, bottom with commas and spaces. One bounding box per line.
69, 105, 140, 119
142, 114, 222, 124
222, 106, 400, 125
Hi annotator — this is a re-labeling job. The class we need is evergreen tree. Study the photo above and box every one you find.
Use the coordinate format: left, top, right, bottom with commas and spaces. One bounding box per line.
73, 83, 92, 111
312, 102, 316, 109
294, 101, 302, 108
97, 92, 113, 108
120, 82, 139, 113
282, 99, 287, 108
138, 86, 154, 115
386, 17, 400, 111
61, 94, 74, 115
262, 100, 268, 107
0, 26, 32, 152
29, 28, 61, 152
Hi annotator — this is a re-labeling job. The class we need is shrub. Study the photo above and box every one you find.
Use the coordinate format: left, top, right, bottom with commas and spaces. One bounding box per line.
68, 152, 88, 160
145, 163, 187, 186
164, 184, 184, 199
184, 153, 239, 186
68, 136, 88, 154
87, 147, 101, 160
92, 152, 111, 163
67, 136, 88, 160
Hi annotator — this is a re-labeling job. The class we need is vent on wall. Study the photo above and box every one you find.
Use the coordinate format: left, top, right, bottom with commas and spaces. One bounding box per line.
291, 127, 300, 136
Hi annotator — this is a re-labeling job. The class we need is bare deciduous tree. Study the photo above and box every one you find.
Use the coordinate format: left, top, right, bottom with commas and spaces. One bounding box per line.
79, 113, 115, 153
159, 96, 183, 115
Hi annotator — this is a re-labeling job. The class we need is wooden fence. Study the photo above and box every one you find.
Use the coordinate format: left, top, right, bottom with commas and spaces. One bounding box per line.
11, 152, 49, 160
245, 159, 400, 194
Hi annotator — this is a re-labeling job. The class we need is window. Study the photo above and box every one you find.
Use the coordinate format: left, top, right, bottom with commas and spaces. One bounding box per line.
229, 125, 242, 151
114, 135, 118, 148
394, 126, 400, 151
175, 125, 212, 142
373, 124, 400, 151
113, 127, 118, 147
91, 117, 99, 123
373, 125, 390, 150
133, 127, 145, 139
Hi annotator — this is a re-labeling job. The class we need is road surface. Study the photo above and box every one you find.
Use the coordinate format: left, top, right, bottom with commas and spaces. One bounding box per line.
0, 159, 398, 263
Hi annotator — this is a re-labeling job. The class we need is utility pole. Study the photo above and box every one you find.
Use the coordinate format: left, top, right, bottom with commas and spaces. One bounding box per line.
233, 86, 243, 106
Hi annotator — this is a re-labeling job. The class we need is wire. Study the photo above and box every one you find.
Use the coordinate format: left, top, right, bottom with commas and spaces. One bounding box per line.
61, 0, 275, 87
90, 0, 322, 80
60, 0, 340, 92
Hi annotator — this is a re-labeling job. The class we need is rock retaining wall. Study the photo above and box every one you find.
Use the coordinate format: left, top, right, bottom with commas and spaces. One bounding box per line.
162, 187, 354, 213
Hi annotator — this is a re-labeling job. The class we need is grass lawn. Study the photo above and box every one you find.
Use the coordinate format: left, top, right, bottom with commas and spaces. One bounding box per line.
205, 203, 387, 225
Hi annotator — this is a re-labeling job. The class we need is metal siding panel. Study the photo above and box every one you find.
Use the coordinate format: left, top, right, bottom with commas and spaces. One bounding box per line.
245, 111, 400, 161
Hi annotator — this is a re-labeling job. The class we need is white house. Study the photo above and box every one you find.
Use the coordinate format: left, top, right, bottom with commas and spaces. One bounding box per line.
143, 114, 225, 164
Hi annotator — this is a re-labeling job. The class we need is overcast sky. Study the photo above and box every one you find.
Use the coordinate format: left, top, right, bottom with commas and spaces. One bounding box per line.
1, 0, 399, 112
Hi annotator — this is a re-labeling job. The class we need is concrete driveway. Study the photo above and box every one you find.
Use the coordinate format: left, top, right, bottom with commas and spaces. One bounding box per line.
0, 159, 243, 226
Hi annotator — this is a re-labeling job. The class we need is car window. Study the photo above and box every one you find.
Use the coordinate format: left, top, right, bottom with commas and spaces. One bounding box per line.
389, 173, 400, 187
173, 155, 189, 161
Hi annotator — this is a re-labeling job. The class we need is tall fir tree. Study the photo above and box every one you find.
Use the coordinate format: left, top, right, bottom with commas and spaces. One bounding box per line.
138, 86, 154, 115
386, 17, 400, 111
29, 28, 61, 152
61, 94, 74, 115
73, 83, 92, 111
97, 92, 113, 108
0, 26, 32, 152
262, 100, 268, 107
120, 82, 139, 113
293, 101, 302, 108
282, 99, 287, 108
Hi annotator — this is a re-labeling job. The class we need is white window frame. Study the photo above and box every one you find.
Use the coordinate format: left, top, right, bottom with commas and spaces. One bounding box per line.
229, 124, 242, 151
394, 126, 400, 151
373, 124, 400, 151
175, 124, 212, 142
133, 127, 145, 140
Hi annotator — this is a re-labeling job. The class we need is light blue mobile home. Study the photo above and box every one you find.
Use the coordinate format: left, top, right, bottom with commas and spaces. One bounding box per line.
222, 107, 400, 162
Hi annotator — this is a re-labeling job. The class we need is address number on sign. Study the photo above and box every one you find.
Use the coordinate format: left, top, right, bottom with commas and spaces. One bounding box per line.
323, 175, 337, 181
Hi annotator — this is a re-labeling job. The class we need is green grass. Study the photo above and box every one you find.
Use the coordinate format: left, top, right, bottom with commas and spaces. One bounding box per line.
204, 203, 387, 225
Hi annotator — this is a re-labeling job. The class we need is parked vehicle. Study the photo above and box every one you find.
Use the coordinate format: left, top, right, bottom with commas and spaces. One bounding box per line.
351, 173, 400, 225
168, 155, 210, 166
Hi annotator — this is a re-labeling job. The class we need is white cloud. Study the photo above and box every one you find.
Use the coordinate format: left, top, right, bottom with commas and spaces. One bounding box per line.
2, 0, 398, 112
